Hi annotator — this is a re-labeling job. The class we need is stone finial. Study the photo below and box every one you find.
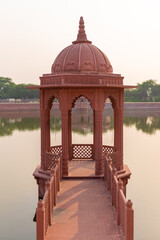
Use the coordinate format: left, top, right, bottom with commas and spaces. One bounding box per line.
118, 179, 124, 190
45, 180, 50, 189
108, 158, 112, 166
37, 199, 44, 209
112, 168, 117, 176
126, 199, 133, 208
72, 16, 92, 44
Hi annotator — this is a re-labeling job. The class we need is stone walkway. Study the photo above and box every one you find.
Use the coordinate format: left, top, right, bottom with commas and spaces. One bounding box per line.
46, 161, 125, 240
68, 160, 95, 177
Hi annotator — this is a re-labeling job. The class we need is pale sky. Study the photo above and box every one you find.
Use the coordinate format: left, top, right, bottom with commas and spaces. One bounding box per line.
0, 0, 160, 85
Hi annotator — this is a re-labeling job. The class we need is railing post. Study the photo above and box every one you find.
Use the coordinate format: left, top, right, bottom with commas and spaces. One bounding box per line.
117, 179, 123, 225
58, 158, 60, 191
104, 156, 107, 181
107, 158, 112, 191
51, 169, 56, 206
126, 200, 134, 240
56, 165, 59, 194
36, 200, 45, 240
112, 168, 117, 206
60, 156, 62, 180
45, 181, 52, 226
106, 157, 109, 188
54, 175, 56, 206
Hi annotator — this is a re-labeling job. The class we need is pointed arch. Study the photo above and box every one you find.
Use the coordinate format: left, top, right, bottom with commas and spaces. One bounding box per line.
44, 89, 60, 111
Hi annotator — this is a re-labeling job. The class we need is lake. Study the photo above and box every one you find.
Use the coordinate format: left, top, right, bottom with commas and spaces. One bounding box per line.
0, 108, 160, 240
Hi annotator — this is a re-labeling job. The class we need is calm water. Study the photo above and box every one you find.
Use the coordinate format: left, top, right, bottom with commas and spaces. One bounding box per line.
0, 109, 160, 240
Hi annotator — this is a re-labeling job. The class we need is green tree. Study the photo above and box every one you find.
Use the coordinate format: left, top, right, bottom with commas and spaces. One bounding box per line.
0, 77, 39, 99
13, 84, 39, 99
0, 77, 15, 99
124, 79, 160, 102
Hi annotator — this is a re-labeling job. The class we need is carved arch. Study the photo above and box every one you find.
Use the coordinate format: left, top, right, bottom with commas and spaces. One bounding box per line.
71, 95, 93, 109
44, 89, 60, 111
104, 90, 120, 110
68, 90, 95, 110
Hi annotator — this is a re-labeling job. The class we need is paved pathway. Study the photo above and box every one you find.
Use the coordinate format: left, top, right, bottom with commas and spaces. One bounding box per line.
46, 161, 125, 240
68, 160, 95, 177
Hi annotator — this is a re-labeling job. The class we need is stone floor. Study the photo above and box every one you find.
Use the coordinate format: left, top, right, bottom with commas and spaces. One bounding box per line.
68, 159, 95, 177
46, 160, 125, 240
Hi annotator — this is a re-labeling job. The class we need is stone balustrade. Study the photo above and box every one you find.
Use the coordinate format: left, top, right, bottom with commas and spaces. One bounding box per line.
36, 158, 60, 240
47, 144, 115, 163
104, 156, 134, 240
72, 144, 93, 159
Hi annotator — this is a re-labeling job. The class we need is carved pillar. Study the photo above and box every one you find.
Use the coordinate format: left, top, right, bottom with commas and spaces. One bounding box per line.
94, 109, 103, 175
40, 111, 45, 170
40, 89, 46, 171
93, 111, 96, 161
59, 90, 70, 176
68, 109, 72, 160
40, 89, 51, 171
114, 90, 124, 170
40, 109, 50, 171
37, 90, 50, 200
46, 109, 50, 152
61, 110, 69, 176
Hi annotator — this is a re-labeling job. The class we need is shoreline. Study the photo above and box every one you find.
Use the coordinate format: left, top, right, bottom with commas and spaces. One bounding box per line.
1, 102, 160, 112
1, 102, 160, 118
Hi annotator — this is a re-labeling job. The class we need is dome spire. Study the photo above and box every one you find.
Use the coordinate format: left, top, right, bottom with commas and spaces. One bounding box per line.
72, 17, 92, 44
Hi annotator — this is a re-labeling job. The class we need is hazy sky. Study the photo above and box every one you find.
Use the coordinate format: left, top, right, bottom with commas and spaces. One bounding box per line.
0, 0, 160, 85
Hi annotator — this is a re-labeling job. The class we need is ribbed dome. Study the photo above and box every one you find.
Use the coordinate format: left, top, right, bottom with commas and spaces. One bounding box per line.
51, 17, 113, 74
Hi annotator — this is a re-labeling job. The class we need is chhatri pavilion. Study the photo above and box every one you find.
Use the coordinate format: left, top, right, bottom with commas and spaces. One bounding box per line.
30, 17, 134, 240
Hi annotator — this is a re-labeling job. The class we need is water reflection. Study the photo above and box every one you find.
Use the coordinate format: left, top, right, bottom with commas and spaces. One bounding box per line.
0, 118, 40, 136
124, 116, 160, 134
0, 110, 160, 136
0, 109, 160, 240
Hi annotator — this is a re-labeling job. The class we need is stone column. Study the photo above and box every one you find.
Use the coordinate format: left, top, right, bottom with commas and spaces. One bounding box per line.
40, 108, 50, 171
68, 109, 72, 160
40, 88, 47, 171
94, 109, 103, 175
61, 110, 69, 176
40, 110, 46, 170
46, 109, 50, 152
93, 111, 96, 161
114, 91, 124, 170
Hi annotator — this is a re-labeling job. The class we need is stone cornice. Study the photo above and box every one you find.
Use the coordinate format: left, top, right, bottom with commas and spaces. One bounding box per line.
40, 74, 124, 87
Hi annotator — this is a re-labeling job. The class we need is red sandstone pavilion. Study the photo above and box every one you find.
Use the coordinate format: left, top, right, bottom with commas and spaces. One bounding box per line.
30, 17, 135, 240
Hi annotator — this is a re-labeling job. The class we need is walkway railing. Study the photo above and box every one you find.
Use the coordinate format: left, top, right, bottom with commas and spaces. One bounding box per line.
45, 145, 62, 171
50, 145, 62, 156
102, 145, 115, 155
45, 144, 115, 171
104, 156, 134, 240
36, 158, 60, 240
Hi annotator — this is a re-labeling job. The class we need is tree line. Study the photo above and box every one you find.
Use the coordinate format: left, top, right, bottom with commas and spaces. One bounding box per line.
124, 79, 160, 102
0, 77, 159, 102
0, 77, 39, 99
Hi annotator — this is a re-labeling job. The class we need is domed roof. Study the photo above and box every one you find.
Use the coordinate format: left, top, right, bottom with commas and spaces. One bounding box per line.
51, 17, 113, 74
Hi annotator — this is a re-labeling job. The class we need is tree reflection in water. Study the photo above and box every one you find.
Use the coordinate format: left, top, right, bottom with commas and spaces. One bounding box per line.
124, 116, 160, 135
0, 109, 160, 137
